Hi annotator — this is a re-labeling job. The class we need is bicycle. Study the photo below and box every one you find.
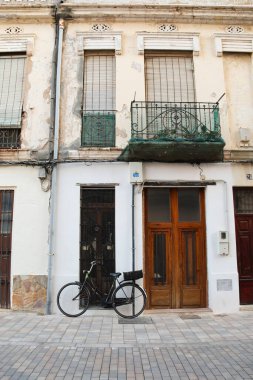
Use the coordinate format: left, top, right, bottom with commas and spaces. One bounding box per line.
57, 260, 147, 319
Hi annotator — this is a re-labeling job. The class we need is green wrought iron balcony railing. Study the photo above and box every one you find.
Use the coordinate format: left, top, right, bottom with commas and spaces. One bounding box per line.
131, 101, 221, 141
81, 111, 115, 147
118, 101, 225, 163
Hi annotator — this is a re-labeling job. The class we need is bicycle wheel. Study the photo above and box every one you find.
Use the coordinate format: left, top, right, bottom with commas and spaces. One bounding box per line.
112, 282, 146, 319
57, 282, 90, 317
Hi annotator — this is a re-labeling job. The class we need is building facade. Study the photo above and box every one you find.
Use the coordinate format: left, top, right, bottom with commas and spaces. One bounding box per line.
0, 0, 253, 314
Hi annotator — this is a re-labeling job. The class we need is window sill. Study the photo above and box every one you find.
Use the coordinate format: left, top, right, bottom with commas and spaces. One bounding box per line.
59, 148, 123, 161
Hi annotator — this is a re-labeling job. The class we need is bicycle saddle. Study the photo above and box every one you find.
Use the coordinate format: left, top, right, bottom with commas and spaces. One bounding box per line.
110, 272, 121, 278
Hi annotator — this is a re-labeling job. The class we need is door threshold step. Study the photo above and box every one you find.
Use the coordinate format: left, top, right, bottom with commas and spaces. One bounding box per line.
240, 305, 253, 311
143, 308, 212, 314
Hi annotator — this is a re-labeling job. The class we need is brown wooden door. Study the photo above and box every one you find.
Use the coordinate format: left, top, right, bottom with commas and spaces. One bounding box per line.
234, 188, 253, 304
145, 188, 206, 309
0, 190, 14, 309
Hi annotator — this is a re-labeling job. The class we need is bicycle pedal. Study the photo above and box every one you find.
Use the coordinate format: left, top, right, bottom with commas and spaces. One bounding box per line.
103, 303, 113, 309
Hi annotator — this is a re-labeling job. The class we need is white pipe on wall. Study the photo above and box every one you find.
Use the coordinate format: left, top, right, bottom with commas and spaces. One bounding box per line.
46, 18, 64, 315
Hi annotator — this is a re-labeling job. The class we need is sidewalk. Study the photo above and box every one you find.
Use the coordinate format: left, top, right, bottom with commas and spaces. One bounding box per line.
0, 309, 252, 379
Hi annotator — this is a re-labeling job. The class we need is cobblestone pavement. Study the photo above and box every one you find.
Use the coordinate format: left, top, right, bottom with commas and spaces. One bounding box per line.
0, 309, 252, 379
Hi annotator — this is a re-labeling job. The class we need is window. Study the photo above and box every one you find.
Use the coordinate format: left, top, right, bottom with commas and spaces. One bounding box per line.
82, 51, 116, 147
144, 51, 196, 138
0, 53, 26, 148
145, 52, 196, 103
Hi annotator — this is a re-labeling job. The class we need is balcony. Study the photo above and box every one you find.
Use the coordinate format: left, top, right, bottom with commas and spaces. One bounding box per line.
118, 101, 225, 163
81, 111, 115, 148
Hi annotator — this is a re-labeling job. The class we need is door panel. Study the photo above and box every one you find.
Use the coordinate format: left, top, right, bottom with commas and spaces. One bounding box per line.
145, 188, 206, 309
235, 215, 253, 304
234, 188, 253, 305
180, 229, 204, 307
80, 188, 115, 303
148, 229, 172, 307
0, 190, 14, 309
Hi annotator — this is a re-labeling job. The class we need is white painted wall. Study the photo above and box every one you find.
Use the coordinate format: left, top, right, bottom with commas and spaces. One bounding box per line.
0, 166, 50, 304
52, 160, 241, 314
52, 161, 133, 312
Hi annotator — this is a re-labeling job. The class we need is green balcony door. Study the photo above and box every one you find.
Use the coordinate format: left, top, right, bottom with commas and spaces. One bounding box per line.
82, 52, 116, 147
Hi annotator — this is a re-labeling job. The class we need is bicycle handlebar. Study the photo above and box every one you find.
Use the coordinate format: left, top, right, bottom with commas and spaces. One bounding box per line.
83, 260, 97, 275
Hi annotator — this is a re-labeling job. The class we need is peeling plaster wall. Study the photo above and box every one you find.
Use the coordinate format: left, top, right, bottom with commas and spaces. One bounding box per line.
64, 0, 253, 5
22, 24, 55, 153
0, 22, 55, 154
223, 53, 253, 150
60, 19, 253, 155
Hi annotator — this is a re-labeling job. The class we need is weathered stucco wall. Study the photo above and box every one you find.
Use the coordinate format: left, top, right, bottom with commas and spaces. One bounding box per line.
0, 166, 50, 311
60, 19, 253, 157
0, 22, 55, 156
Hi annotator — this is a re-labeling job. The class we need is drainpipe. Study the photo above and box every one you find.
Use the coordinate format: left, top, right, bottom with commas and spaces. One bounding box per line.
132, 184, 135, 272
46, 18, 64, 315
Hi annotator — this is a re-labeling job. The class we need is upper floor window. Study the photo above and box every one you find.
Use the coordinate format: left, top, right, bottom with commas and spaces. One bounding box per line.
0, 53, 26, 149
143, 51, 197, 138
81, 51, 116, 147
145, 51, 196, 103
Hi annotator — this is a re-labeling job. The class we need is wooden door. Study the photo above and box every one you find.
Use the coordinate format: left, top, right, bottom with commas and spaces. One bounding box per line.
234, 188, 253, 304
0, 190, 14, 309
80, 188, 115, 303
145, 188, 206, 309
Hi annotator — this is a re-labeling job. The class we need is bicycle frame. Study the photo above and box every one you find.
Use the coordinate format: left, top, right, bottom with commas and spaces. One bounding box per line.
81, 261, 123, 306
57, 259, 147, 318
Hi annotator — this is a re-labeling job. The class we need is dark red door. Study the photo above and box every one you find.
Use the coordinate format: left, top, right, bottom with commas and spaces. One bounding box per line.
234, 188, 253, 304
0, 190, 14, 309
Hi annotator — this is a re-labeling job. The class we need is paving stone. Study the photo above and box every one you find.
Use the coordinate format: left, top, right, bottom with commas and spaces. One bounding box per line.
0, 311, 252, 379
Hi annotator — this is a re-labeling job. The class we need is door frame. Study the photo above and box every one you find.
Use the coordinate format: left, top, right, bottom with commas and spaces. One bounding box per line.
143, 187, 207, 309
233, 187, 253, 305
79, 186, 116, 303
0, 189, 14, 309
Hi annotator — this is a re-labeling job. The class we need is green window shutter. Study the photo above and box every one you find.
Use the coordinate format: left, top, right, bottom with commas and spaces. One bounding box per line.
82, 53, 116, 146
0, 56, 26, 128
82, 113, 115, 147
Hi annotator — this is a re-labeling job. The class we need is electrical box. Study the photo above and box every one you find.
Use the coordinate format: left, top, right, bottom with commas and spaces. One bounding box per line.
129, 162, 143, 183
38, 167, 47, 179
218, 231, 229, 256
240, 128, 250, 143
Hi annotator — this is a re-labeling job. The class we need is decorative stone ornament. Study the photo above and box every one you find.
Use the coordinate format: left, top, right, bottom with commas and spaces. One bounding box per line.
77, 31, 122, 55
136, 32, 200, 56
5, 26, 23, 34
0, 34, 35, 56
91, 24, 110, 32
226, 26, 244, 34
214, 33, 253, 56
158, 24, 177, 32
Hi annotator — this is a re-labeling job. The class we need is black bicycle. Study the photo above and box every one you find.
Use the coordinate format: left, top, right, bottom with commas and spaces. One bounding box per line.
57, 261, 147, 319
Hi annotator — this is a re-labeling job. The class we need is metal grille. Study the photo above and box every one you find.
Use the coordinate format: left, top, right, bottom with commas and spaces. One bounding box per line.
0, 128, 21, 148
131, 101, 221, 140
145, 53, 196, 103
234, 188, 253, 214
0, 54, 25, 148
80, 188, 115, 303
153, 233, 166, 285
0, 190, 14, 309
82, 53, 116, 147
81, 111, 115, 147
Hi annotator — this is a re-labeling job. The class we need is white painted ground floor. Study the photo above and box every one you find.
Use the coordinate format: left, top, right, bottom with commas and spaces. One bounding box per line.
0, 165, 50, 311
0, 161, 253, 314
51, 161, 253, 314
